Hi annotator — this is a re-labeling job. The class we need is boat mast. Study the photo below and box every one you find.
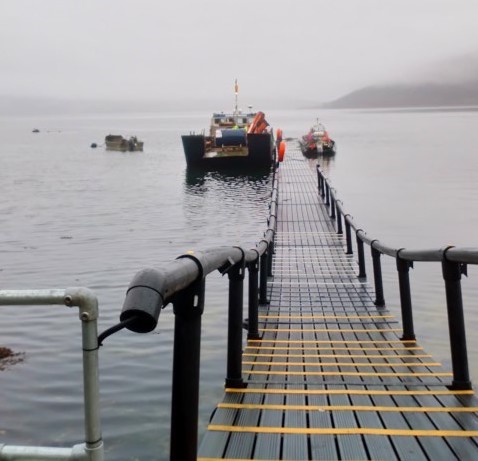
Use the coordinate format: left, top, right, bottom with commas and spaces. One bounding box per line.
234, 78, 239, 123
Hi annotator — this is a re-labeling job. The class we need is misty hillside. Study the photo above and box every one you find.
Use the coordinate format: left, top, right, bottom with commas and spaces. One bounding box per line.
323, 81, 478, 109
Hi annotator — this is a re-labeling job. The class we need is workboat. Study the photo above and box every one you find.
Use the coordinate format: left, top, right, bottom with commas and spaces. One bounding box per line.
299, 121, 335, 157
105, 135, 143, 152
181, 81, 276, 168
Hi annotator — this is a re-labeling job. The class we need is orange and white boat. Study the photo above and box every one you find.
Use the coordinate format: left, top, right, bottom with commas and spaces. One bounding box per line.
299, 120, 336, 157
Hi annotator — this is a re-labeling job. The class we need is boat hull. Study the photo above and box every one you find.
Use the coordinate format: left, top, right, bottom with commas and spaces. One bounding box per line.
182, 133, 275, 168
299, 140, 335, 158
105, 142, 143, 152
105, 135, 143, 152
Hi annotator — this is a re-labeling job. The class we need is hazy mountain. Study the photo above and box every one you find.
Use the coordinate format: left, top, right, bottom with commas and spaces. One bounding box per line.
322, 81, 478, 109
323, 53, 478, 109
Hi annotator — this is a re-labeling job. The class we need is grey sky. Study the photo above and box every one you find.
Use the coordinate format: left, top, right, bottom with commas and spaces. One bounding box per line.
1, 0, 477, 106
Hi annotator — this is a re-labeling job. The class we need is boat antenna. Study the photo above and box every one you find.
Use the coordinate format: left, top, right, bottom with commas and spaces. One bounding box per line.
234, 78, 239, 122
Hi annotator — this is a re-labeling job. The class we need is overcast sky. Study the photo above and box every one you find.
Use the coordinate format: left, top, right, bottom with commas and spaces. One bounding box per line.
1, 0, 477, 107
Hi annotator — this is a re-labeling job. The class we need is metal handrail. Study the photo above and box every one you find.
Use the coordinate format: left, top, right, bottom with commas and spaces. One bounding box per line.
0, 288, 104, 461
322, 170, 478, 264
317, 164, 473, 392
114, 166, 279, 461
120, 176, 278, 333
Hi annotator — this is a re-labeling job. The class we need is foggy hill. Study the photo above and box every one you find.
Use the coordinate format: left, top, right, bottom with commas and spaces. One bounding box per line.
323, 81, 478, 109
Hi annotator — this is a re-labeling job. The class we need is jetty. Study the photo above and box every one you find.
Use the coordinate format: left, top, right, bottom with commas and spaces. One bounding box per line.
197, 146, 478, 461
1, 143, 477, 461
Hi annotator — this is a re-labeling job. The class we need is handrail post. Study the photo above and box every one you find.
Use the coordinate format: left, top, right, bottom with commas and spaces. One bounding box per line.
226, 260, 246, 388
267, 237, 274, 277
330, 196, 336, 219
442, 259, 472, 390
396, 254, 415, 341
259, 250, 269, 305
356, 232, 366, 278
170, 277, 205, 461
345, 216, 353, 255
79, 308, 103, 459
336, 207, 343, 235
317, 166, 325, 198
325, 183, 330, 206
316, 164, 321, 195
371, 244, 385, 307
247, 258, 260, 340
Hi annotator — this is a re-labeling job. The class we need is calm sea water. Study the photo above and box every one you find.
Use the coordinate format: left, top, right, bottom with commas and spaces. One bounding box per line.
1, 107, 477, 460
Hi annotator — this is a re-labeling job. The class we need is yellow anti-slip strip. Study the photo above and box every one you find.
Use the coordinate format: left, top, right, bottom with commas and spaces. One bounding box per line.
226, 388, 474, 396
243, 353, 432, 359
207, 425, 478, 437
218, 403, 478, 413
244, 370, 452, 377
259, 328, 402, 333
242, 361, 441, 368
259, 315, 395, 319
248, 339, 416, 344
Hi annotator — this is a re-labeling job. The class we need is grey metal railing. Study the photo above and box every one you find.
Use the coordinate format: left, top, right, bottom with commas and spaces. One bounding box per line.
0, 288, 104, 461
317, 164, 473, 391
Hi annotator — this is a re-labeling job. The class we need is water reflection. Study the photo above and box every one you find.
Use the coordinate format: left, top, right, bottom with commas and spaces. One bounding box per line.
185, 166, 272, 190
182, 167, 273, 246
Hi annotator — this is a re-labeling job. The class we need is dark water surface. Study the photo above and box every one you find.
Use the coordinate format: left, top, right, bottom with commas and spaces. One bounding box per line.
1, 107, 477, 460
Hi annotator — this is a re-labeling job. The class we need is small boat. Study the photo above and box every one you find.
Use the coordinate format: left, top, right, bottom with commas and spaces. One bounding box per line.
105, 135, 143, 152
181, 81, 276, 168
299, 121, 336, 157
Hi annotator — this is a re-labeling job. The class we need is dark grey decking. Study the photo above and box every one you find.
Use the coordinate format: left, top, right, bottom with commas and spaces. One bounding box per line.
198, 144, 478, 461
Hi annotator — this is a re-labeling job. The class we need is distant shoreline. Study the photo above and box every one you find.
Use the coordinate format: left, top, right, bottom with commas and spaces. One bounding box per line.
2, 92, 478, 118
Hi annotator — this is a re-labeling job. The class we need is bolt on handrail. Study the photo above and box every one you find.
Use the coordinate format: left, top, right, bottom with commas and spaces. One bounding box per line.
317, 164, 474, 392
110, 167, 279, 461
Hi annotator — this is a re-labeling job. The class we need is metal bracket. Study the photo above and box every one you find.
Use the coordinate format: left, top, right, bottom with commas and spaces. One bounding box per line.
396, 249, 414, 271
171, 277, 205, 316
218, 256, 237, 276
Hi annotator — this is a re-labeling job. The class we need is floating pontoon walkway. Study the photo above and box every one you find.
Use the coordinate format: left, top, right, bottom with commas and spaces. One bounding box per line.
198, 145, 478, 460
